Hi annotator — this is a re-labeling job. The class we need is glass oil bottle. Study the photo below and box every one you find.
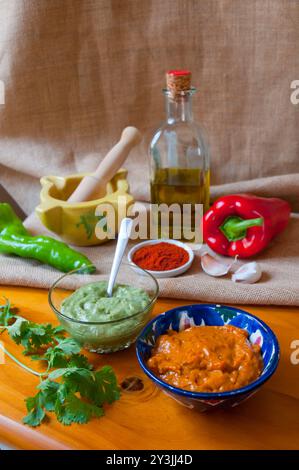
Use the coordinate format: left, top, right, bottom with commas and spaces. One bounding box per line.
149, 70, 210, 241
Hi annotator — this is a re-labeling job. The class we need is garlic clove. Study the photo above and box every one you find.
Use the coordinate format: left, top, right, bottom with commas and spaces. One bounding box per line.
231, 262, 262, 284
201, 253, 231, 277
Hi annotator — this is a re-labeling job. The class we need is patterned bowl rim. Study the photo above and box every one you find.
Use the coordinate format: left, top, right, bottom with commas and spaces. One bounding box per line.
136, 304, 280, 400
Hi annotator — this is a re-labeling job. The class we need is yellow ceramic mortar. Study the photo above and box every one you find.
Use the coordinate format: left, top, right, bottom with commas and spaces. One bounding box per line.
36, 169, 134, 246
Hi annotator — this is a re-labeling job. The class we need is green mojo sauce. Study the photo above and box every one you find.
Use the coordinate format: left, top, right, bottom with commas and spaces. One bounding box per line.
61, 281, 150, 323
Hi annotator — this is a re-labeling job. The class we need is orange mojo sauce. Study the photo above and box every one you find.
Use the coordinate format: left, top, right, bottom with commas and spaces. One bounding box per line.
147, 325, 263, 393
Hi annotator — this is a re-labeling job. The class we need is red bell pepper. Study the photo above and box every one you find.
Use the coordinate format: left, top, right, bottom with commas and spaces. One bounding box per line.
203, 194, 291, 258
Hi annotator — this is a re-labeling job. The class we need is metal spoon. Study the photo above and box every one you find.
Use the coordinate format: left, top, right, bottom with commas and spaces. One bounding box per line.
107, 217, 133, 297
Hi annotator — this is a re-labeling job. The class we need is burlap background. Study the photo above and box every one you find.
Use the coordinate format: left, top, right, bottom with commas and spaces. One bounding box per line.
0, 0, 298, 305
0, 0, 298, 214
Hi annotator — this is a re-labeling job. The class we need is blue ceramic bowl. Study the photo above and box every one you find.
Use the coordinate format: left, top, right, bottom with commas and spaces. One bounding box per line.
136, 304, 280, 411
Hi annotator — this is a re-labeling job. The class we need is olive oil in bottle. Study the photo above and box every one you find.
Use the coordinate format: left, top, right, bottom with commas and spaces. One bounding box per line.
149, 70, 210, 240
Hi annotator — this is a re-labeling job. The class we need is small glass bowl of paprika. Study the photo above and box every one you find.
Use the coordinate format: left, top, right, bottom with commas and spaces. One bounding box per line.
128, 239, 194, 278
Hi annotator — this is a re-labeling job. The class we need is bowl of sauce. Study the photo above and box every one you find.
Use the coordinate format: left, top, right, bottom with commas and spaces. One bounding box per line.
49, 262, 159, 353
136, 304, 279, 411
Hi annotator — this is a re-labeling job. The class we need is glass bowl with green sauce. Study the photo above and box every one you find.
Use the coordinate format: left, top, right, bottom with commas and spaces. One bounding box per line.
49, 262, 159, 353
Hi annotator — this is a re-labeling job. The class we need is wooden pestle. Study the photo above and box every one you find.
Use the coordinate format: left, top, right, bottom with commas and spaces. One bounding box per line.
68, 126, 142, 203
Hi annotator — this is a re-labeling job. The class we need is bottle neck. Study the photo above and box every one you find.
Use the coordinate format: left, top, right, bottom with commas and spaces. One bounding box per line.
164, 91, 194, 124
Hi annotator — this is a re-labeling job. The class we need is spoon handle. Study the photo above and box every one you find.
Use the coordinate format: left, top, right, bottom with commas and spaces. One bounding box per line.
107, 218, 133, 297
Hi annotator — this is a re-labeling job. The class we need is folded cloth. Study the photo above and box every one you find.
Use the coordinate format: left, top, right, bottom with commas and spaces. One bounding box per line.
0, 212, 298, 306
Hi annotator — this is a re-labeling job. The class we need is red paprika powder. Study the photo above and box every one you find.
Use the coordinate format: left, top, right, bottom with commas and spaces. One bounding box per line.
132, 242, 189, 271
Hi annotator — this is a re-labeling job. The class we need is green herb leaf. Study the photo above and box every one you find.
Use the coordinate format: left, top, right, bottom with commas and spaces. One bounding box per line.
48, 366, 120, 407
67, 353, 93, 370
22, 366, 119, 427
45, 338, 81, 369
23, 392, 46, 427
55, 393, 104, 426
54, 338, 81, 356
48, 366, 85, 380
7, 321, 66, 355
8, 317, 29, 344
38, 380, 60, 411
0, 297, 120, 428
0, 298, 16, 327
56, 382, 69, 404
95, 366, 121, 404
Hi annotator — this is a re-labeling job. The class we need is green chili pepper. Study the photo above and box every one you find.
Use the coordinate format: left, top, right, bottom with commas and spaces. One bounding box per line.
0, 203, 95, 273
0, 203, 29, 236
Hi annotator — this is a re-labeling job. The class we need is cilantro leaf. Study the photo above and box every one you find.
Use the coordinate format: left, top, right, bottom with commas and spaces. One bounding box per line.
8, 317, 29, 344
48, 366, 91, 381
48, 367, 96, 400
55, 393, 104, 426
23, 392, 46, 427
45, 338, 82, 369
95, 366, 121, 404
23, 366, 120, 427
24, 366, 119, 427
48, 366, 120, 407
53, 338, 81, 356
67, 353, 93, 370
0, 298, 16, 327
0, 297, 120, 428
56, 382, 69, 404
7, 321, 66, 355
38, 380, 60, 411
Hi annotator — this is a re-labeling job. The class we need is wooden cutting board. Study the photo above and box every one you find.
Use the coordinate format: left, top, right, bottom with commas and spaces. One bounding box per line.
0, 285, 298, 450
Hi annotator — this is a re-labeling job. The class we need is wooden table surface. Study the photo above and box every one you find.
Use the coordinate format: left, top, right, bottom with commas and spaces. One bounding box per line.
0, 285, 298, 450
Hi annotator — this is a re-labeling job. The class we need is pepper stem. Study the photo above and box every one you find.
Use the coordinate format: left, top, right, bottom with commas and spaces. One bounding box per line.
220, 216, 264, 242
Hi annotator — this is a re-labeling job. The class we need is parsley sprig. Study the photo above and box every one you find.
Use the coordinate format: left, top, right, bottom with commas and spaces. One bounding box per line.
0, 298, 120, 427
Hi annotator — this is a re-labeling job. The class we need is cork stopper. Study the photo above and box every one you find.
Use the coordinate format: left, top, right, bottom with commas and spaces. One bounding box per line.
166, 70, 192, 99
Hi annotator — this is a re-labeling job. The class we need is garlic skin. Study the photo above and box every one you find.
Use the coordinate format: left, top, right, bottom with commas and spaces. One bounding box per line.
201, 253, 231, 277
198, 245, 262, 283
231, 262, 262, 284
199, 245, 239, 278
